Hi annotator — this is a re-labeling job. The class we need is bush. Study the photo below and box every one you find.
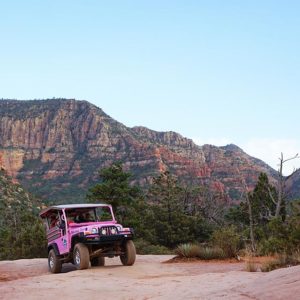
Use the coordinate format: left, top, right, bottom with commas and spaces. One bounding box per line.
175, 243, 201, 258
261, 258, 279, 272
245, 259, 259, 272
134, 239, 171, 255
258, 237, 287, 255
258, 218, 300, 255
261, 253, 300, 272
196, 246, 226, 260
174, 243, 227, 260
211, 226, 242, 258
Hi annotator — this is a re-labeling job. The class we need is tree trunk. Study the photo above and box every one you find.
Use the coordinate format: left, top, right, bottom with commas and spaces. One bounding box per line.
246, 193, 256, 253
275, 153, 284, 217
236, 162, 256, 253
275, 153, 298, 218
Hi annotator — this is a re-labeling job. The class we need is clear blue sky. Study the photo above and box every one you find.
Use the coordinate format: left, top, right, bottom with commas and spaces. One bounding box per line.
1, 1, 300, 173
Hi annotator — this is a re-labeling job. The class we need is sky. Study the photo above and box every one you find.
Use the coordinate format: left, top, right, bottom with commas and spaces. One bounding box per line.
0, 1, 300, 174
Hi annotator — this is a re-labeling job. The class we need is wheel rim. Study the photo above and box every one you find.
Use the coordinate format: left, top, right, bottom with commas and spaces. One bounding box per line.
49, 255, 54, 269
75, 250, 81, 265
121, 252, 127, 263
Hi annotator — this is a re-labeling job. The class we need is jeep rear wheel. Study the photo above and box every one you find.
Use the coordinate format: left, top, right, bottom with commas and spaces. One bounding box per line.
120, 240, 136, 266
73, 243, 90, 270
91, 256, 105, 267
48, 249, 62, 273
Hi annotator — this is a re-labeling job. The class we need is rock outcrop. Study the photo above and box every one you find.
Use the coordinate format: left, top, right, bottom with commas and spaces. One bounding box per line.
0, 99, 278, 203
286, 169, 300, 199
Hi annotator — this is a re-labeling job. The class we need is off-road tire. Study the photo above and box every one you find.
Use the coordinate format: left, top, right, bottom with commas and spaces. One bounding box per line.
48, 249, 62, 273
120, 240, 136, 266
73, 243, 90, 270
91, 256, 105, 267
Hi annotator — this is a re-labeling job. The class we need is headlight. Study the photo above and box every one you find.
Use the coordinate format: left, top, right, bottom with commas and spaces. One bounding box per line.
111, 228, 117, 235
101, 229, 107, 235
91, 228, 97, 234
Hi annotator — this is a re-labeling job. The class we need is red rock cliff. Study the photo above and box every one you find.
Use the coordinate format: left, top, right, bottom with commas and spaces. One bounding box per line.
0, 99, 278, 203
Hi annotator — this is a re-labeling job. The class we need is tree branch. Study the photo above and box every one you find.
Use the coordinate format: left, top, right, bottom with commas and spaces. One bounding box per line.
267, 186, 277, 206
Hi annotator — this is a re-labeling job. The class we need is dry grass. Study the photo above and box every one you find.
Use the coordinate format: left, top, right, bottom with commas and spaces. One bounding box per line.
243, 253, 300, 272
197, 246, 227, 260
261, 253, 300, 272
245, 259, 259, 272
174, 243, 227, 260
174, 243, 200, 258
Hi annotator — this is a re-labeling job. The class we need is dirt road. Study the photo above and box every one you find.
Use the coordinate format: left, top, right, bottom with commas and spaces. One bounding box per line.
0, 255, 299, 299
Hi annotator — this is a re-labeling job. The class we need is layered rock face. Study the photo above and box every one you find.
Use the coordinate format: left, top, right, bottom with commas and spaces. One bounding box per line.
286, 169, 300, 199
0, 99, 278, 203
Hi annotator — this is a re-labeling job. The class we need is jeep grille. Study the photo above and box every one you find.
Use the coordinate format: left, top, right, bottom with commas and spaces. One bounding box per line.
99, 226, 118, 236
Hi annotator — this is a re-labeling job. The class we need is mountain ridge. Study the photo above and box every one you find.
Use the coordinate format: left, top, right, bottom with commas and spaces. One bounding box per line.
0, 98, 282, 203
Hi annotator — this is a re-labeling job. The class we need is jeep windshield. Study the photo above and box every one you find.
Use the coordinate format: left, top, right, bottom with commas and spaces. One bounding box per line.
65, 206, 113, 223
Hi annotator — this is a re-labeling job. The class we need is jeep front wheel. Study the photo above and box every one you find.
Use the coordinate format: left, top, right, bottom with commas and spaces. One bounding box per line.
48, 249, 62, 273
91, 256, 105, 267
120, 240, 136, 266
73, 243, 90, 270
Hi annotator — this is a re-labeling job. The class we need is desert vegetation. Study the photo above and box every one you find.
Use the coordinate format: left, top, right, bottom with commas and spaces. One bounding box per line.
174, 243, 226, 260
260, 253, 300, 272
1, 160, 300, 273
86, 162, 300, 268
0, 169, 46, 260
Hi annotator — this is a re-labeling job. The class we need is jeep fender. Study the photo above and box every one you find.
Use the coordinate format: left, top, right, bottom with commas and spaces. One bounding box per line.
48, 243, 60, 255
71, 233, 84, 251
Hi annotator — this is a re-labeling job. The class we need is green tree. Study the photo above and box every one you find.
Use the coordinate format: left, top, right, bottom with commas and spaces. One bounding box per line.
0, 170, 46, 260
258, 214, 300, 255
147, 171, 183, 226
182, 185, 228, 225
87, 162, 141, 223
226, 173, 290, 253
212, 225, 242, 258
146, 171, 211, 247
250, 173, 280, 223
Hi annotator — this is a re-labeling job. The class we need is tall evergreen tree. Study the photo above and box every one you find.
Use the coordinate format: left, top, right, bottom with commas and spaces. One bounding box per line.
147, 171, 183, 226
87, 162, 141, 223
0, 169, 46, 260
147, 171, 210, 247
249, 173, 278, 224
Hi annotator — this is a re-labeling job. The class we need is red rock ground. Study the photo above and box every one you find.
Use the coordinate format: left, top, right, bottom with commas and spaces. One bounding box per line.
0, 255, 299, 299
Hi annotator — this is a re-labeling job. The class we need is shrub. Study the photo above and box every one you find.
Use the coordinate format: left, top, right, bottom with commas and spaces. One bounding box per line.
260, 258, 279, 272
211, 226, 242, 258
245, 259, 259, 272
258, 237, 287, 255
134, 239, 171, 255
256, 217, 300, 256
261, 253, 300, 272
175, 243, 200, 258
174, 243, 227, 260
197, 246, 226, 260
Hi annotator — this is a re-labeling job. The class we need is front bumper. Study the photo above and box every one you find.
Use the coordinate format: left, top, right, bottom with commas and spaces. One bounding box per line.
82, 234, 133, 244
76, 228, 134, 245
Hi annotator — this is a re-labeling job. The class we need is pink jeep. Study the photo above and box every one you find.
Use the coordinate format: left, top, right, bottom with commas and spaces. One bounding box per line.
40, 204, 136, 273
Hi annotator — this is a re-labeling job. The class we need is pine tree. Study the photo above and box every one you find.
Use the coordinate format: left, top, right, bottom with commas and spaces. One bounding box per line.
147, 171, 209, 247
87, 162, 141, 223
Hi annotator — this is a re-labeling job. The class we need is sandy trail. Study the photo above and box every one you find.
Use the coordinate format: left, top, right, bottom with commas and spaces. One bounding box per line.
0, 255, 299, 300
